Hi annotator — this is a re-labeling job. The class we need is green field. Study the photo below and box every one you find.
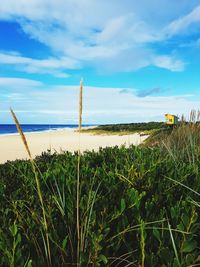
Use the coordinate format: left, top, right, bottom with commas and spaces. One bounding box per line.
0, 123, 200, 266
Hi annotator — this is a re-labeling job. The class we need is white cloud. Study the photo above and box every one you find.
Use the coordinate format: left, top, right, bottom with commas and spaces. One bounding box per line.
164, 5, 200, 37
0, 82, 199, 124
96, 14, 158, 45
18, 14, 183, 72
95, 47, 185, 73
0, 0, 193, 73
152, 55, 185, 72
0, 52, 78, 77
0, 77, 43, 87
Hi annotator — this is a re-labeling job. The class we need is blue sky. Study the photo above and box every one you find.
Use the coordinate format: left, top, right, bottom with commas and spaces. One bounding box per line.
0, 0, 200, 124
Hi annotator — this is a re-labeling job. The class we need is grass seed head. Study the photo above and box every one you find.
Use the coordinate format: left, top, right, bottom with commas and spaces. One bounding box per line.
10, 108, 32, 159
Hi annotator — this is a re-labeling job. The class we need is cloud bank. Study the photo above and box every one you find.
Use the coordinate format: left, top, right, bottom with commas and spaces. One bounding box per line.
1, 0, 199, 74
0, 77, 199, 124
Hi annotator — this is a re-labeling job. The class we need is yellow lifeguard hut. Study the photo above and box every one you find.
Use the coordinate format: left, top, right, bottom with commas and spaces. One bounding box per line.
165, 114, 179, 125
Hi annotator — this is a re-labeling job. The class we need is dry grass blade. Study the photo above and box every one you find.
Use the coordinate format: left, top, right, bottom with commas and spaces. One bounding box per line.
79, 79, 83, 132
77, 79, 83, 264
10, 108, 51, 265
10, 108, 32, 159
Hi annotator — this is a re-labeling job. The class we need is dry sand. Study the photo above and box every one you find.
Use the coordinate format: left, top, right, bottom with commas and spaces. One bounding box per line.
0, 128, 148, 164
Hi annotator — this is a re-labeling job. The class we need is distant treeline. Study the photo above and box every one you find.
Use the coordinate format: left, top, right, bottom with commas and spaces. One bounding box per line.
96, 121, 166, 132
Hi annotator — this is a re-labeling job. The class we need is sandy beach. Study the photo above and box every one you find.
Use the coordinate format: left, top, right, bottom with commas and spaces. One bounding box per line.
0, 128, 148, 164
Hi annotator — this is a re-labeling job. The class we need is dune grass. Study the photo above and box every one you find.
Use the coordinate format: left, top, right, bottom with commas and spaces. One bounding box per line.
10, 108, 51, 266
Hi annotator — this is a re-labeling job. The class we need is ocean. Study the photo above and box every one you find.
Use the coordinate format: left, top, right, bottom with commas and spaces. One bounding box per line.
0, 124, 92, 135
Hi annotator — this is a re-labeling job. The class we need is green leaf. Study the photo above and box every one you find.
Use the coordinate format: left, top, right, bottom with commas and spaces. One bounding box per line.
170, 207, 176, 219
120, 198, 126, 212
16, 233, 21, 246
9, 223, 17, 237
27, 259, 33, 267
181, 214, 189, 228
62, 236, 68, 249
182, 240, 197, 253
177, 222, 184, 231
153, 228, 160, 242
99, 254, 108, 264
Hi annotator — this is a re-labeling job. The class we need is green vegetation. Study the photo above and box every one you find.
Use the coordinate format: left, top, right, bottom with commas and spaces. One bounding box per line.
82, 122, 166, 135
97, 122, 166, 131
1, 122, 200, 266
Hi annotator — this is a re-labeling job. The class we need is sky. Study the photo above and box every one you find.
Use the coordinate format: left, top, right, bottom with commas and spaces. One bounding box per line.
0, 0, 200, 124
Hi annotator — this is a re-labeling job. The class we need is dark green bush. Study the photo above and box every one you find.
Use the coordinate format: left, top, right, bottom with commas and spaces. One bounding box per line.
0, 144, 200, 266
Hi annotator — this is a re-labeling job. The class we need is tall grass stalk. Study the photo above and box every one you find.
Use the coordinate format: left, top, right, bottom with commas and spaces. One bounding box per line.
10, 108, 51, 265
79, 79, 83, 131
140, 220, 145, 267
10, 109, 32, 160
80, 180, 101, 254
77, 79, 83, 264
167, 218, 181, 267
165, 176, 200, 197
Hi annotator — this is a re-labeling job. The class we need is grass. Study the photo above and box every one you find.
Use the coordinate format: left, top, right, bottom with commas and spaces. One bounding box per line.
10, 108, 51, 266
1, 109, 200, 266
80, 122, 165, 136
80, 128, 154, 136
77, 79, 83, 264
92, 122, 166, 132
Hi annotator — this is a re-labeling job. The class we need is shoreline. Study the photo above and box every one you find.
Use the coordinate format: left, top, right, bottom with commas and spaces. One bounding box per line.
0, 128, 148, 164
0, 125, 96, 137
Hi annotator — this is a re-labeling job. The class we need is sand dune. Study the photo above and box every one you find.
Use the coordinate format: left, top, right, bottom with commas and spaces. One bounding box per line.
0, 128, 148, 164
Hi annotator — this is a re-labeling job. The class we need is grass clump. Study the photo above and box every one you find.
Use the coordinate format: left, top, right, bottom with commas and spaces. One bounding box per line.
1, 141, 200, 266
